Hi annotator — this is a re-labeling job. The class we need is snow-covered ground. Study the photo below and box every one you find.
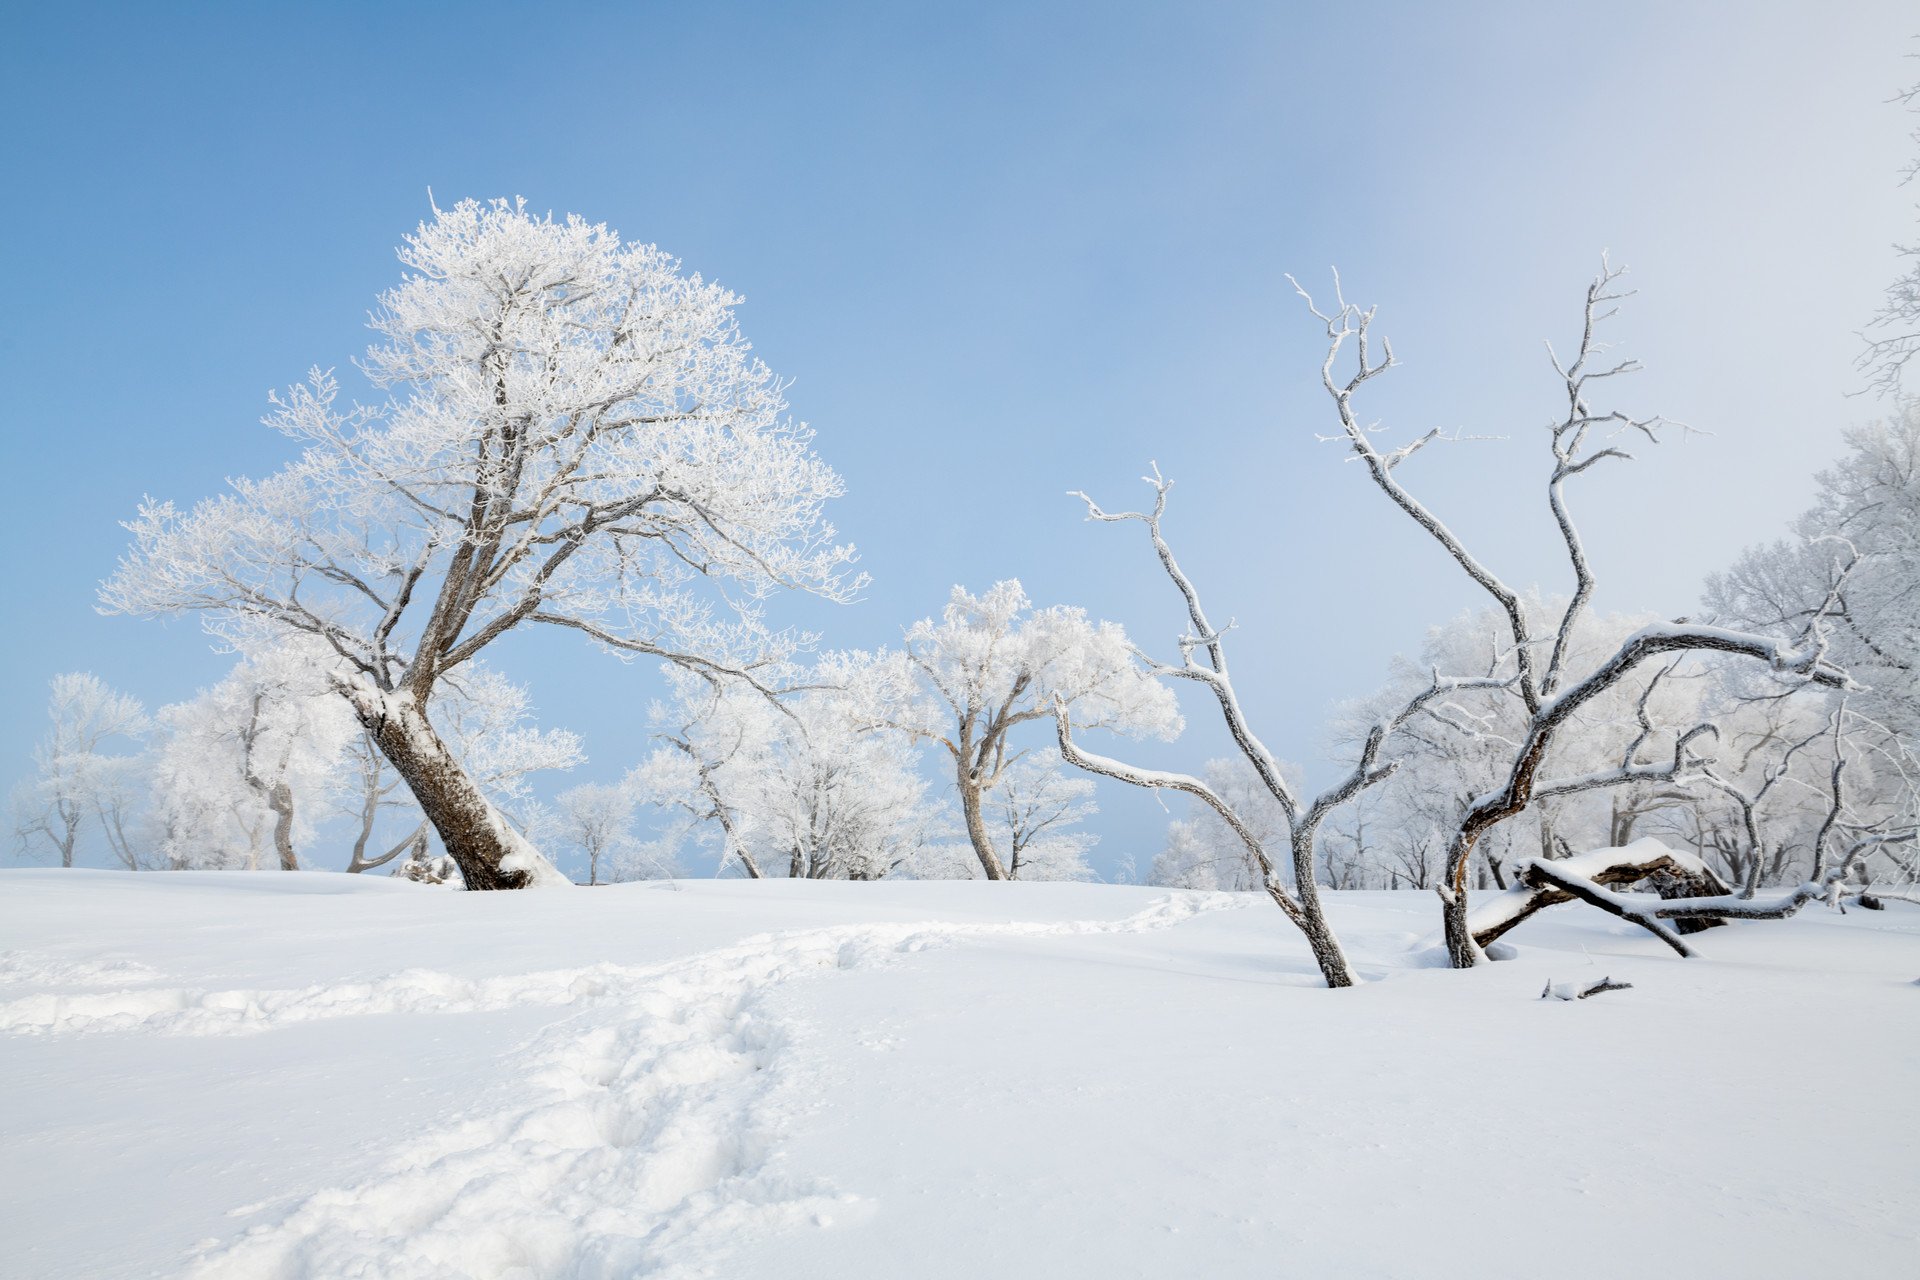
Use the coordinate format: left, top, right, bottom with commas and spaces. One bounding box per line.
2, 871, 1914, 1279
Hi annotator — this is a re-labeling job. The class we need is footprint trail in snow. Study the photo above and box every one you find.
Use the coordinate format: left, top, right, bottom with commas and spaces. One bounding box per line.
7, 893, 1242, 1279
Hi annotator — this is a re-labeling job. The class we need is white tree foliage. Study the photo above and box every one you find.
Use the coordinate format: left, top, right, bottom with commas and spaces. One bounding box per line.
101, 197, 860, 889
9, 674, 149, 869
983, 748, 1098, 882
1858, 75, 1920, 396
553, 783, 646, 885
631, 659, 954, 881
149, 646, 359, 871
887, 581, 1180, 880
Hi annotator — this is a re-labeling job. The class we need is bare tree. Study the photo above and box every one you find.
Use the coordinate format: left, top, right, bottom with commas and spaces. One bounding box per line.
101, 198, 860, 889
338, 730, 428, 874
1295, 263, 1854, 967
1057, 471, 1503, 988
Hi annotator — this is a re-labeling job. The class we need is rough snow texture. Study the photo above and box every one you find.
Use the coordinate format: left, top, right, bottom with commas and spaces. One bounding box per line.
2, 870, 1915, 1279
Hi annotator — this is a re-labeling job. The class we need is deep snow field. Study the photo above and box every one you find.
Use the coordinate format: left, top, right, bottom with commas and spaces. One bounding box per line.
1, 870, 1915, 1279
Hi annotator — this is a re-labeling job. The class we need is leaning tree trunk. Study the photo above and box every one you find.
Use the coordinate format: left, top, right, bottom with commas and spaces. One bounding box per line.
346, 687, 562, 891
957, 767, 1010, 881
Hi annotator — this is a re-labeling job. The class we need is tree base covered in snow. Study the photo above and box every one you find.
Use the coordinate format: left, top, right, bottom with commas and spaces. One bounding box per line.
2, 870, 1916, 1278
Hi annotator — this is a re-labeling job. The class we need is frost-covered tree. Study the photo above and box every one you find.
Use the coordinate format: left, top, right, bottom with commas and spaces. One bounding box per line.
629, 669, 769, 878
9, 673, 148, 868
1705, 404, 1920, 753
101, 198, 860, 889
888, 581, 1180, 880
984, 748, 1097, 881
1295, 263, 1852, 967
554, 783, 638, 885
631, 658, 953, 881
150, 646, 358, 871
1148, 758, 1292, 892
1859, 74, 1920, 396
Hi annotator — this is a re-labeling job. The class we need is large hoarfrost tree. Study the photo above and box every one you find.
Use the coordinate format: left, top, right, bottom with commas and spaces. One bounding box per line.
102, 198, 860, 889
890, 581, 1180, 880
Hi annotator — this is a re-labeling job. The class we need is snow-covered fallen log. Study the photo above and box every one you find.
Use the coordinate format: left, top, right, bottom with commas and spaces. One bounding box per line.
1467, 838, 1731, 954
1468, 834, 1918, 957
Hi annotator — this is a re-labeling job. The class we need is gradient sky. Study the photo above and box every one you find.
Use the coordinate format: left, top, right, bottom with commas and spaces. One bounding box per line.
3, 1, 1915, 878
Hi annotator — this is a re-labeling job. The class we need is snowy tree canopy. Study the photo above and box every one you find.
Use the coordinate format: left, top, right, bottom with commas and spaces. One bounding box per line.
885, 580, 1180, 881
100, 198, 861, 889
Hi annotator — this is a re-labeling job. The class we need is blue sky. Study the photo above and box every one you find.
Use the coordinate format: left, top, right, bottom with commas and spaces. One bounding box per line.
2, 1, 1914, 878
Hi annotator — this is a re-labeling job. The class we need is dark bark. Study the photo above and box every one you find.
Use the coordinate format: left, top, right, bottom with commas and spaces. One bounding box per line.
1472, 847, 1731, 951
355, 692, 533, 891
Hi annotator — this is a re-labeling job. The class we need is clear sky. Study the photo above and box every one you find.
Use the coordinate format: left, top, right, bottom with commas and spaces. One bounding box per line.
2, 1, 1914, 878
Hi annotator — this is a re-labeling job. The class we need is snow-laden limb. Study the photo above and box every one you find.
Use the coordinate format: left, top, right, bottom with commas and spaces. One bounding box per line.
100, 199, 862, 889
1540, 976, 1633, 1000
1295, 261, 1856, 967
1465, 837, 1729, 953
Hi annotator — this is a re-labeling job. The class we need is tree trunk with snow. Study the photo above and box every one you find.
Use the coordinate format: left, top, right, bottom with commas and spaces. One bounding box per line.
957, 762, 1010, 881
350, 688, 558, 890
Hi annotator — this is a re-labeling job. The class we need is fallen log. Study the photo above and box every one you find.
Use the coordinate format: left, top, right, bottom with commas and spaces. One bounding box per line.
1468, 838, 1731, 951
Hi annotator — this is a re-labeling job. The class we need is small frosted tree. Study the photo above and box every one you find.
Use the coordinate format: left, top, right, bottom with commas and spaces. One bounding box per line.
888, 581, 1180, 880
986, 749, 1097, 881
150, 646, 359, 871
631, 657, 950, 880
10, 673, 148, 868
102, 198, 859, 889
554, 783, 638, 885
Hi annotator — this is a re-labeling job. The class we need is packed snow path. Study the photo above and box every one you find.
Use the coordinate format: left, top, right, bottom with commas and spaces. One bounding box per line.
2, 871, 1916, 1278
